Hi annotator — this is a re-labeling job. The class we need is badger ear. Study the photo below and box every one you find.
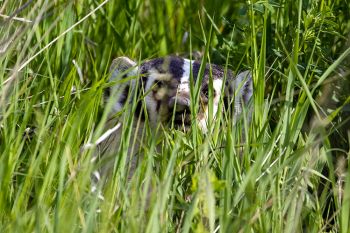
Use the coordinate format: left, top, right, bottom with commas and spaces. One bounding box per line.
225, 70, 253, 115
109, 56, 137, 81
105, 57, 137, 111
106, 56, 136, 95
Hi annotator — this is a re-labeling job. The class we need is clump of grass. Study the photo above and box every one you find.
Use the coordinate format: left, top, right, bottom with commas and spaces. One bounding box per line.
1, 0, 349, 232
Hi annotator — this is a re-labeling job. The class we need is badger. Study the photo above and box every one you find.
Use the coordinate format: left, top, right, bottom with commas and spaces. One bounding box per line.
90, 56, 253, 195
106, 56, 252, 130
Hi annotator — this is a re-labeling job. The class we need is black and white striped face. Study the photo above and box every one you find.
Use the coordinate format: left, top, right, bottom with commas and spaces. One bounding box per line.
106, 56, 253, 132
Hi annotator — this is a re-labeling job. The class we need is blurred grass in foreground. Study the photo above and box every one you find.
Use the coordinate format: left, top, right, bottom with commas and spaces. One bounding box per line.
0, 0, 350, 232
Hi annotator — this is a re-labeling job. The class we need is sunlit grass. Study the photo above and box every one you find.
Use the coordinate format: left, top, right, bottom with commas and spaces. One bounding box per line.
1, 0, 349, 232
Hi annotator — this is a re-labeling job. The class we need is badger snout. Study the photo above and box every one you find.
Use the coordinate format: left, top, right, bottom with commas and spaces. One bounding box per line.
168, 94, 190, 113
167, 94, 192, 127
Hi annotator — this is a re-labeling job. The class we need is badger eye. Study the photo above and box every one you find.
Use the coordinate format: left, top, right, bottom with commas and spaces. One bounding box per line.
152, 80, 164, 92
201, 85, 209, 98
154, 80, 165, 89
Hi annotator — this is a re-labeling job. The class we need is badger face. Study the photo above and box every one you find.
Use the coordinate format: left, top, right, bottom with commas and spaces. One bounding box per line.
107, 56, 252, 132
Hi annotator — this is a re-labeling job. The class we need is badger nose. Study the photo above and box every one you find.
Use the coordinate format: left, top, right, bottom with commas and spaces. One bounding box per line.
168, 95, 190, 113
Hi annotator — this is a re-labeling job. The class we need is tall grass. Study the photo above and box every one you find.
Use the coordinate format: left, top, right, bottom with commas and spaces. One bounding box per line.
1, 0, 349, 232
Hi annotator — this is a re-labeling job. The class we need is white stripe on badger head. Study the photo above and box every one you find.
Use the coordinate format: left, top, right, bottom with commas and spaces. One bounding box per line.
212, 78, 223, 113
178, 59, 194, 93
182, 58, 193, 81
213, 79, 223, 97
199, 79, 223, 133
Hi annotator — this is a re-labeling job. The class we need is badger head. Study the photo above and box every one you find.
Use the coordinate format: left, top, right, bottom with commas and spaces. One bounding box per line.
106, 56, 253, 132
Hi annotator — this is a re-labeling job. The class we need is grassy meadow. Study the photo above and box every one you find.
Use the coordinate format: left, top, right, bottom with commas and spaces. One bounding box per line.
1, 0, 350, 232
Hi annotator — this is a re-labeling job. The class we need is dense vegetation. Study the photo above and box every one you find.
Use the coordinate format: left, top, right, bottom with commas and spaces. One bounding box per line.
1, 0, 349, 232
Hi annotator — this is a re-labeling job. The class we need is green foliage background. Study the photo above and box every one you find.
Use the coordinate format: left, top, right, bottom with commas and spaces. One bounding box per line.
0, 0, 349, 232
